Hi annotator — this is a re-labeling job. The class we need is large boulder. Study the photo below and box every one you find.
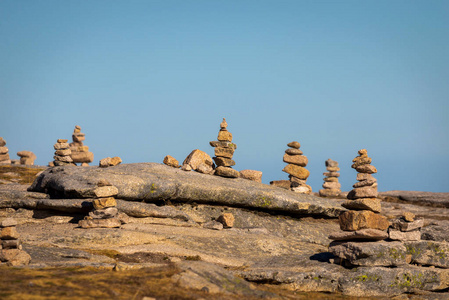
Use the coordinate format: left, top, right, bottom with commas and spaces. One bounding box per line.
28, 163, 344, 217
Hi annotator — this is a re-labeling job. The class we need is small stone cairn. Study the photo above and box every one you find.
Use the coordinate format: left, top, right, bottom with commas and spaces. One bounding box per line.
52, 139, 75, 166
319, 159, 341, 197
0, 218, 31, 266
79, 180, 121, 228
389, 212, 423, 242
69, 125, 94, 166
272, 141, 311, 194
17, 151, 37, 165
0, 137, 11, 164
210, 118, 239, 178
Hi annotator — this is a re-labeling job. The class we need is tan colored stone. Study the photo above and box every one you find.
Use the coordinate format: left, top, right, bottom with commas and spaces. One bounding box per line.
1, 218, 18, 227
54, 155, 73, 163
355, 164, 377, 174
270, 180, 291, 190
1, 239, 21, 249
57, 139, 68, 143
356, 173, 376, 182
93, 186, 118, 198
347, 185, 378, 199
353, 179, 377, 188
214, 147, 235, 159
71, 151, 94, 163
77, 146, 89, 152
214, 166, 239, 178
109, 157, 122, 166
1, 227, 19, 240
323, 172, 339, 178
389, 229, 421, 241
358, 149, 368, 156
283, 153, 308, 166
0, 137, 6, 147
54, 142, 70, 150
220, 118, 227, 130
99, 157, 112, 168
282, 164, 309, 180
55, 149, 71, 156
89, 207, 119, 219
213, 157, 235, 167
92, 197, 117, 210
342, 198, 381, 213
196, 163, 214, 175
329, 228, 388, 241
0, 147, 8, 154
217, 213, 235, 228
285, 148, 303, 155
322, 181, 341, 189
239, 170, 262, 182
217, 131, 233, 142
78, 218, 121, 229
97, 179, 112, 187
403, 212, 415, 222
0, 153, 11, 161
319, 189, 341, 197
391, 218, 424, 232
72, 133, 85, 143
287, 141, 300, 149
324, 177, 339, 182
181, 164, 192, 171
163, 155, 180, 168
292, 184, 312, 194
352, 156, 372, 168
17, 151, 36, 165
325, 159, 338, 168
326, 166, 340, 172
183, 149, 213, 170
339, 210, 389, 231
289, 176, 307, 184
0, 249, 31, 265
209, 141, 237, 149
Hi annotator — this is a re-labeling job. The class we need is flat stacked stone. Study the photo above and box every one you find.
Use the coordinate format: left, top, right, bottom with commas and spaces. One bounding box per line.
329, 149, 390, 266
78, 180, 121, 229
319, 159, 341, 197
0, 218, 31, 266
52, 139, 75, 166
388, 212, 423, 241
17, 151, 36, 165
69, 125, 94, 166
280, 141, 311, 194
0, 137, 11, 165
210, 118, 239, 178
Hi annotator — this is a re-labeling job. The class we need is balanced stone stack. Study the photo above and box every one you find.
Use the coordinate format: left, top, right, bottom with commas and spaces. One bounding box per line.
0, 218, 31, 266
282, 141, 311, 194
69, 125, 94, 166
210, 118, 239, 178
52, 139, 74, 166
0, 137, 11, 164
17, 151, 37, 165
79, 180, 121, 229
389, 212, 423, 241
319, 159, 341, 197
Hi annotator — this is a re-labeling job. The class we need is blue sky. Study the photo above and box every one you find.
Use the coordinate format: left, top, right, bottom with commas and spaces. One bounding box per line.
1, 1, 448, 192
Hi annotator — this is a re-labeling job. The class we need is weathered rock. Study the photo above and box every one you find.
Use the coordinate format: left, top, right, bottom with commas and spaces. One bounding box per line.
355, 164, 377, 174
196, 163, 214, 175
322, 182, 341, 189
319, 189, 341, 197
216, 213, 235, 228
214, 166, 239, 178
92, 197, 117, 209
326, 166, 340, 172
89, 207, 119, 219
116, 200, 191, 221
282, 154, 308, 166
390, 218, 424, 232
1, 226, 19, 240
97, 179, 112, 187
1, 239, 21, 249
351, 156, 372, 168
325, 159, 338, 168
353, 179, 377, 188
98, 157, 121, 168
214, 147, 235, 159
405, 240, 449, 268
78, 218, 121, 229
282, 164, 310, 180
217, 131, 233, 142
0, 147, 8, 155
329, 228, 388, 241
329, 241, 408, 267
338, 266, 449, 297
239, 170, 262, 182
341, 198, 381, 213
0, 218, 18, 227
209, 141, 237, 149
54, 149, 71, 156
269, 180, 291, 190
0, 249, 31, 266
203, 220, 223, 230
323, 177, 339, 182
54, 155, 73, 163
93, 186, 119, 198
291, 184, 312, 194
403, 212, 415, 222
339, 210, 389, 231
163, 155, 179, 168
109, 157, 122, 166
54, 143, 69, 150
388, 229, 421, 241
347, 185, 378, 200
323, 172, 340, 178
180, 164, 192, 171
28, 163, 344, 217
285, 148, 303, 155
379, 191, 449, 208
356, 173, 376, 182
71, 151, 94, 164
289, 176, 307, 185
183, 150, 213, 171
287, 141, 300, 149
358, 149, 368, 156
213, 157, 235, 167
0, 137, 6, 147
17, 151, 36, 165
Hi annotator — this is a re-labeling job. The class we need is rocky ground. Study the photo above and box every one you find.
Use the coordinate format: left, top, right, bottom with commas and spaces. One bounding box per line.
0, 164, 449, 299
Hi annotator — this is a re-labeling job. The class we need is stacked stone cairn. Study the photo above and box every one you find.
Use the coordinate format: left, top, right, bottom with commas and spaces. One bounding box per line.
0, 137, 11, 164
278, 141, 311, 194
0, 218, 31, 266
52, 139, 75, 166
69, 125, 94, 166
17, 151, 37, 165
210, 118, 239, 178
79, 180, 121, 229
319, 159, 341, 197
389, 212, 423, 242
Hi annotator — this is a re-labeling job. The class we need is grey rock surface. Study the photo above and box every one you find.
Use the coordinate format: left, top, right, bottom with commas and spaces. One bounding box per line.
380, 190, 449, 208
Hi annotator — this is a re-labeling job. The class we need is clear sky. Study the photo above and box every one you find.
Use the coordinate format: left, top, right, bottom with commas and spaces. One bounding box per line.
1, 1, 448, 192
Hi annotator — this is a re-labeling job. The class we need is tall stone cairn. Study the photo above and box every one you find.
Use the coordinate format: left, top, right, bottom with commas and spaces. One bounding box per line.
69, 125, 94, 166
0, 218, 31, 266
210, 118, 239, 178
0, 137, 11, 165
53, 139, 74, 166
282, 141, 312, 194
319, 159, 341, 197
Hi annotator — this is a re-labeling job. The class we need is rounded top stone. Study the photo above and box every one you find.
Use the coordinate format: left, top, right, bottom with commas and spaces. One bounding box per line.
0, 137, 6, 147
287, 141, 300, 149
358, 149, 368, 156
220, 118, 227, 130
